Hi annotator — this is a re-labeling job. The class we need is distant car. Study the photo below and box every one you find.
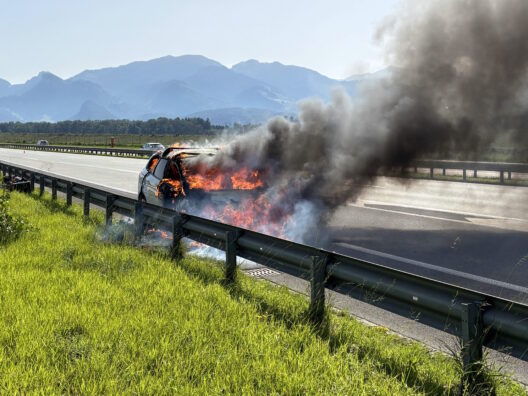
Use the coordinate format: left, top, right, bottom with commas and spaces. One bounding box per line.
140, 142, 165, 152
138, 147, 262, 209
36, 140, 49, 146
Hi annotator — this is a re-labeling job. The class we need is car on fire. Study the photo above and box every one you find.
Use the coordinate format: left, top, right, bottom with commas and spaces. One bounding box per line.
138, 147, 263, 210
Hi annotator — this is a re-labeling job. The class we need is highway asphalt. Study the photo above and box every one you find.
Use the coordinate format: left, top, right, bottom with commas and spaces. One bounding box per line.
2, 148, 528, 299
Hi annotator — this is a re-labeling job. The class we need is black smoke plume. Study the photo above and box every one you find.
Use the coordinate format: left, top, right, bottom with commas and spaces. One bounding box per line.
194, 0, 528, 242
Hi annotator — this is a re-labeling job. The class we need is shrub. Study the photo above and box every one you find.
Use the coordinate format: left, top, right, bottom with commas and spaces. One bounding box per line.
0, 191, 28, 245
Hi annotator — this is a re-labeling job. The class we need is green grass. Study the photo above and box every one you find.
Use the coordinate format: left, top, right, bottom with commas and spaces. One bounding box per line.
0, 192, 525, 394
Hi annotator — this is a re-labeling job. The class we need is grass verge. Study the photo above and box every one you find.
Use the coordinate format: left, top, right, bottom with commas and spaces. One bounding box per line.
0, 192, 525, 394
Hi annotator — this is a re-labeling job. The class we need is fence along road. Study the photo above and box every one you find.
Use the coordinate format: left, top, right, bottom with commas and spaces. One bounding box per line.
2, 159, 528, 379
2, 143, 528, 184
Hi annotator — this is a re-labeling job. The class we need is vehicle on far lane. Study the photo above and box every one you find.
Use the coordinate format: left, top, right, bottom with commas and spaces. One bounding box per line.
36, 140, 49, 146
140, 142, 165, 152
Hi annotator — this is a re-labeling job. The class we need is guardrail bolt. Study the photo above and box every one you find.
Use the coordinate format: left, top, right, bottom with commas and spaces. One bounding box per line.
66, 182, 72, 206
51, 179, 57, 200
309, 255, 328, 324
460, 301, 485, 385
83, 188, 91, 216
225, 231, 238, 284
105, 195, 117, 226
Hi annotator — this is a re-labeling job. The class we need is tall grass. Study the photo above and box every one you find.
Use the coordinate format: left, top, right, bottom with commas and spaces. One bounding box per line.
0, 192, 524, 394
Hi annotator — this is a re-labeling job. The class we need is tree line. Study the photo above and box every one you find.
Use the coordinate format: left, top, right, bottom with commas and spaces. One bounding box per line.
0, 117, 223, 135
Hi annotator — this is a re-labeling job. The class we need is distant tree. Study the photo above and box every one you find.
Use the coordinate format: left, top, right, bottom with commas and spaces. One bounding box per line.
0, 117, 223, 135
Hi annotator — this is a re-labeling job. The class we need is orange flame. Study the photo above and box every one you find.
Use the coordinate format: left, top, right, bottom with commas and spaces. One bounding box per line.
156, 178, 184, 198
149, 157, 159, 172
201, 193, 291, 237
182, 161, 264, 191
231, 169, 263, 190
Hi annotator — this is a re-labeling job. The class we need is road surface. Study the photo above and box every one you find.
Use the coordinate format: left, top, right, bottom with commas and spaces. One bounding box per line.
2, 148, 528, 301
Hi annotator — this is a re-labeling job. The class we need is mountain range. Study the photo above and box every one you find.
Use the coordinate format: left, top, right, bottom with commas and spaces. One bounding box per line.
0, 55, 379, 125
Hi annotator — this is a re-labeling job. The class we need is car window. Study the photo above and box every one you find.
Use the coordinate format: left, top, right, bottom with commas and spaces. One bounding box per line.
153, 159, 168, 180
167, 160, 181, 181
146, 154, 161, 172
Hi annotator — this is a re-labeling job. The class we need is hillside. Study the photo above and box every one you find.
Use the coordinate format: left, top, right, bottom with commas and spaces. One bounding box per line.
0, 55, 382, 124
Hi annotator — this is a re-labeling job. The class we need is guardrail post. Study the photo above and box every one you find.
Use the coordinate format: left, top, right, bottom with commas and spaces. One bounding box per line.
30, 173, 35, 192
225, 231, 238, 284
463, 169, 467, 181
66, 182, 72, 206
414, 166, 418, 173
461, 301, 485, 382
442, 168, 446, 176
51, 179, 57, 200
508, 171, 512, 180
134, 202, 144, 239
83, 188, 90, 216
105, 194, 117, 226
309, 255, 328, 324
500, 171, 504, 184
429, 168, 434, 179
473, 169, 477, 178
171, 213, 187, 260
39, 175, 45, 196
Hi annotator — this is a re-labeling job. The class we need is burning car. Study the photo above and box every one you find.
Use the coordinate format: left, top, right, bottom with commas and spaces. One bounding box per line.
138, 147, 264, 211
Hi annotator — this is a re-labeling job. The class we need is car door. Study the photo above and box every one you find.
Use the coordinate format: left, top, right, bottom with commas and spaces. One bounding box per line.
144, 158, 168, 205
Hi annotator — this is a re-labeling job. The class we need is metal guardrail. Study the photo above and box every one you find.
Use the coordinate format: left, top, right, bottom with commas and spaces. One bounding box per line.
1, 160, 528, 374
411, 160, 528, 183
2, 143, 527, 186
0, 143, 156, 157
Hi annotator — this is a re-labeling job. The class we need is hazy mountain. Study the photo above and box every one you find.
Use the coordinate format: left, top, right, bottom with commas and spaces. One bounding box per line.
0, 78, 10, 97
147, 80, 223, 117
71, 55, 222, 104
183, 65, 289, 111
0, 55, 387, 124
232, 59, 356, 101
345, 67, 394, 81
0, 72, 114, 121
0, 107, 21, 121
70, 100, 116, 120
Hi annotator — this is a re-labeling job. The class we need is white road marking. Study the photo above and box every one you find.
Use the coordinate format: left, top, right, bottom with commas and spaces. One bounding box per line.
334, 242, 528, 295
355, 199, 528, 223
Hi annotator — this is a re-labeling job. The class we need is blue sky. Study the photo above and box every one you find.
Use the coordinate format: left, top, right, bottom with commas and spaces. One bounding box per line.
0, 0, 400, 83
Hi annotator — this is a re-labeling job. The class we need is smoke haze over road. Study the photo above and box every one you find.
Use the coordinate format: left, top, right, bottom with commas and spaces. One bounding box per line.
195, 0, 528, 241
